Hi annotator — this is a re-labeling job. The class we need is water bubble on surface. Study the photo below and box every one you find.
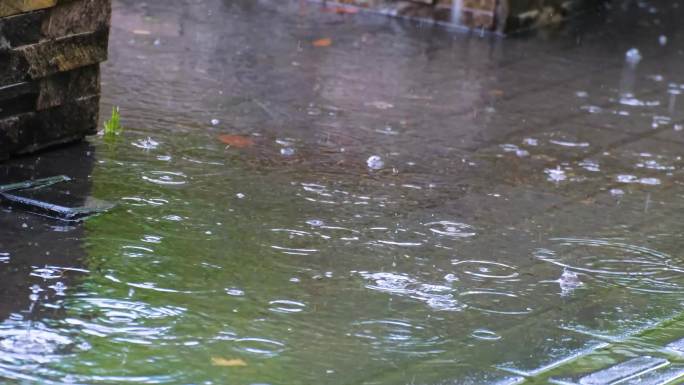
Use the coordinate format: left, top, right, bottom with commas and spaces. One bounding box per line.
610, 188, 625, 197
575, 91, 589, 98
211, 119, 220, 126
659, 35, 668, 45
236, 193, 246, 199
625, 48, 642, 63
367, 155, 385, 170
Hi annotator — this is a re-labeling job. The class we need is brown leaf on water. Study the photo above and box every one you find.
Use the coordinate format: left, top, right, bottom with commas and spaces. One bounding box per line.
322, 6, 358, 14
218, 134, 254, 148
489, 89, 505, 97
312, 38, 332, 47
211, 357, 248, 367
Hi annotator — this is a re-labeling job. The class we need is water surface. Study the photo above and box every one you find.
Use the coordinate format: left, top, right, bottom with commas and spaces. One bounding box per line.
2, 0, 684, 383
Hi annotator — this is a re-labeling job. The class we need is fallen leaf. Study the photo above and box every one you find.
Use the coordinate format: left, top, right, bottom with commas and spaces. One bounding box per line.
312, 38, 332, 47
211, 357, 248, 367
322, 6, 358, 14
218, 134, 254, 148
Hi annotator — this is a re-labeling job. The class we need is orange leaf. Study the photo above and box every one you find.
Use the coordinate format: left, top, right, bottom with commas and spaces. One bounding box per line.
322, 7, 358, 14
312, 38, 332, 47
218, 134, 254, 148
211, 357, 247, 367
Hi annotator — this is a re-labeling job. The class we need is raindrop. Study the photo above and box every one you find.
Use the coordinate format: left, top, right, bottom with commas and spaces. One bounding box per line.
625, 48, 642, 64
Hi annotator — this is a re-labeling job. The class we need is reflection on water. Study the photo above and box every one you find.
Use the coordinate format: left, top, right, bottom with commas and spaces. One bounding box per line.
1, 0, 684, 383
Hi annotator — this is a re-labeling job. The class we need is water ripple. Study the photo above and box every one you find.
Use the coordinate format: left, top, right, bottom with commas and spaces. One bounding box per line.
536, 238, 684, 293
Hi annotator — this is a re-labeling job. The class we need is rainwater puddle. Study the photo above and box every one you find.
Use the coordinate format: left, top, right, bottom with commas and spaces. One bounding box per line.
2, 0, 684, 384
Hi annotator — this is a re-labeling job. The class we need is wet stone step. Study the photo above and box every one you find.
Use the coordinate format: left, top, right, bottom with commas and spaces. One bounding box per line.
665, 338, 684, 355
0, 175, 113, 221
550, 356, 670, 385
621, 365, 684, 385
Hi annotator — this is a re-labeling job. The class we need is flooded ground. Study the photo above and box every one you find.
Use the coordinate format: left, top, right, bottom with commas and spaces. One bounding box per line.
2, 0, 684, 384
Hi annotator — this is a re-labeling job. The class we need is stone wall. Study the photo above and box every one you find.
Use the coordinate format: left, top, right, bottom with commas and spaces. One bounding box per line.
0, 0, 110, 159
324, 0, 602, 33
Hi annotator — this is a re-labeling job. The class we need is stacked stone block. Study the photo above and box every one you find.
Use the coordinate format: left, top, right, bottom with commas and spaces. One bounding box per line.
0, 0, 110, 159
326, 0, 600, 33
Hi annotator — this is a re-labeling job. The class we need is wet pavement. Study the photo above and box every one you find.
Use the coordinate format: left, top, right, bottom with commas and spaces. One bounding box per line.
1, 0, 684, 384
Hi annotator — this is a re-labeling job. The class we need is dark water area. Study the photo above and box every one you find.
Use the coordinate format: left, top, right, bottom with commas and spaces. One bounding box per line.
1, 0, 684, 383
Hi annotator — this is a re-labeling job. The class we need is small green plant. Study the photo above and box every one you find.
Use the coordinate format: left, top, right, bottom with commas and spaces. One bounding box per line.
103, 106, 122, 135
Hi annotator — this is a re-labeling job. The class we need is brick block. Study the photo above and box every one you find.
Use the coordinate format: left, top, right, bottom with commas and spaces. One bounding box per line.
0, 0, 110, 158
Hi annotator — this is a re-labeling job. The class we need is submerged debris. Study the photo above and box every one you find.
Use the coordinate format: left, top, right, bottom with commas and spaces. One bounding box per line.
0, 176, 114, 222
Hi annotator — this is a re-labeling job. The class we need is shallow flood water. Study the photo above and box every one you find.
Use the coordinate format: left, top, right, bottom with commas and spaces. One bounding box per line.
2, 0, 684, 384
